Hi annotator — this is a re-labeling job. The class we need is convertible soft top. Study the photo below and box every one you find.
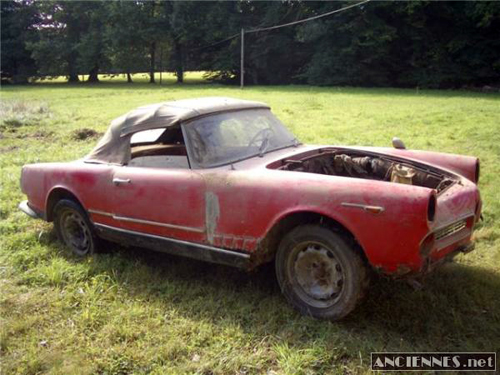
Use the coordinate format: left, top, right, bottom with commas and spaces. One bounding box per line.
85, 97, 269, 164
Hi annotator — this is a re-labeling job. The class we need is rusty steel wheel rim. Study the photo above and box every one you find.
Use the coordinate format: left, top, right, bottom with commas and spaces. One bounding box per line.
291, 241, 344, 308
60, 209, 91, 255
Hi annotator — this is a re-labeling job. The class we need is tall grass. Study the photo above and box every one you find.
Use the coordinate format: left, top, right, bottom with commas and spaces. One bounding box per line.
0, 100, 51, 129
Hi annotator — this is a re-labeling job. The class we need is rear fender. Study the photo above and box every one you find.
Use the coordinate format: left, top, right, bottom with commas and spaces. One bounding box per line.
20, 164, 49, 214
45, 186, 85, 221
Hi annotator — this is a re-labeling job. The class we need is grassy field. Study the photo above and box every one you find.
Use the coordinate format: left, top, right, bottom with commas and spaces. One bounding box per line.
1, 80, 499, 374
30, 71, 208, 85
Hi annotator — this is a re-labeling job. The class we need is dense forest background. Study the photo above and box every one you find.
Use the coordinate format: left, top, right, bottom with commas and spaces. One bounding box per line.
2, 0, 499, 88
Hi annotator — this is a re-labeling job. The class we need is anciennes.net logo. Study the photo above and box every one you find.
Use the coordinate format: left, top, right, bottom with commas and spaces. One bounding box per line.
371, 352, 496, 372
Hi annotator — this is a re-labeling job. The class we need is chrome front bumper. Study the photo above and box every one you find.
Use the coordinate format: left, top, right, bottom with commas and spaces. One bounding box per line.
19, 200, 45, 220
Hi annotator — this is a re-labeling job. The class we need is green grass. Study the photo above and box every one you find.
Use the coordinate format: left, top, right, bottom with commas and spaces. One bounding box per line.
30, 71, 208, 85
1, 81, 499, 374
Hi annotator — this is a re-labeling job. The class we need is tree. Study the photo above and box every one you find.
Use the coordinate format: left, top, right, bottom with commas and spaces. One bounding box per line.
299, 1, 500, 88
28, 1, 81, 82
104, 2, 150, 83
76, 2, 108, 82
298, 1, 398, 87
28, 1, 108, 83
165, 1, 208, 83
141, 1, 169, 84
3, 0, 499, 88
240, 1, 311, 85
186, 1, 242, 83
1, 0, 39, 83
196, 1, 310, 85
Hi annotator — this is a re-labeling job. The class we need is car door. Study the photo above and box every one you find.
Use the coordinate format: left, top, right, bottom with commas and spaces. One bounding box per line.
111, 166, 206, 243
110, 127, 206, 244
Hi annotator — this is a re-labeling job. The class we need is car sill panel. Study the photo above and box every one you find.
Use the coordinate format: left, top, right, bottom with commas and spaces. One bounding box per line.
94, 223, 250, 268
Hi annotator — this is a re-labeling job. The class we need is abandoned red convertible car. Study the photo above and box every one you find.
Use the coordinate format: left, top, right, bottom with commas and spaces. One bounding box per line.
20, 97, 482, 320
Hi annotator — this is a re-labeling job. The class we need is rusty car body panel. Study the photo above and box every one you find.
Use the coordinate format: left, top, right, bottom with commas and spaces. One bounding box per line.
19, 97, 481, 276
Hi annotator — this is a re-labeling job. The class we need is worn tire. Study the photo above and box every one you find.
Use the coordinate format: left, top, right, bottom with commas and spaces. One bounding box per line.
53, 199, 97, 256
275, 225, 368, 320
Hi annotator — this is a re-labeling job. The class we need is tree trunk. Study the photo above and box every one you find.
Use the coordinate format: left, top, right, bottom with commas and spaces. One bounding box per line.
149, 42, 156, 84
68, 52, 79, 83
88, 65, 99, 83
175, 41, 184, 84
127, 72, 133, 83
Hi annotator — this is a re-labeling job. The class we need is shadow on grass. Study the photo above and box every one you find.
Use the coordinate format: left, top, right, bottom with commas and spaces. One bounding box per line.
48, 230, 500, 354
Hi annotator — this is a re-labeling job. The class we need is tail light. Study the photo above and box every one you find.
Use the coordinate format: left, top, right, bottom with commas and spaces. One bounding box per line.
20, 166, 26, 194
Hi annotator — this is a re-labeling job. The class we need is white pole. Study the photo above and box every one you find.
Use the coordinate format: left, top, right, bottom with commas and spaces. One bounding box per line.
240, 28, 244, 89
159, 45, 163, 85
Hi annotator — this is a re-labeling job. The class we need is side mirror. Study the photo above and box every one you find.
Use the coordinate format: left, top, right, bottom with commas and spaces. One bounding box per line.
392, 137, 407, 150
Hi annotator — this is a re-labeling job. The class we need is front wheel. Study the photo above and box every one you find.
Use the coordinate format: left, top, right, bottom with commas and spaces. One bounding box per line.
53, 199, 97, 256
275, 225, 368, 320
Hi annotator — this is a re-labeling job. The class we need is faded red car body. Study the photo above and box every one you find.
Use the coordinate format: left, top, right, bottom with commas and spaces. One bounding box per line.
21, 97, 485, 320
21, 141, 480, 276
19, 97, 482, 287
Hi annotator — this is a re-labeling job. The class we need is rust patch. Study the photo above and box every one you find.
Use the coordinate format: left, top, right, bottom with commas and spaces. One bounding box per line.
205, 191, 220, 244
213, 233, 258, 251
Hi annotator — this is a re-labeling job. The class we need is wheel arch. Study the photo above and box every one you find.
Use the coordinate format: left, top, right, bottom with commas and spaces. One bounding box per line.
46, 187, 84, 222
256, 209, 369, 267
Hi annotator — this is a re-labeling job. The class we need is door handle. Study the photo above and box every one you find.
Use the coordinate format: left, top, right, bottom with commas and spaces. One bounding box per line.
113, 178, 131, 185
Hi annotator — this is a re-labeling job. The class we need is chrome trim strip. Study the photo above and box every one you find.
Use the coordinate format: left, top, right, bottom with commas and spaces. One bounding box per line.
341, 202, 385, 213
88, 209, 205, 233
114, 215, 205, 233
94, 223, 250, 259
88, 209, 113, 217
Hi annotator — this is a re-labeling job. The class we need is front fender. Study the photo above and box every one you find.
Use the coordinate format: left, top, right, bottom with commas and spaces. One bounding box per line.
258, 171, 434, 273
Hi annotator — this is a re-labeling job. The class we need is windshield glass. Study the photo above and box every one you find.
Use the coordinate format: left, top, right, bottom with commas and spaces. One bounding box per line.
183, 108, 298, 168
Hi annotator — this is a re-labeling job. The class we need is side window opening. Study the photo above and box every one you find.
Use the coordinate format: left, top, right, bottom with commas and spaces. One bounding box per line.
128, 126, 189, 169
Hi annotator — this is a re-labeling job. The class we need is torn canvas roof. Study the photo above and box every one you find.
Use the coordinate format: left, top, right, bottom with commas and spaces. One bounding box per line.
85, 97, 269, 164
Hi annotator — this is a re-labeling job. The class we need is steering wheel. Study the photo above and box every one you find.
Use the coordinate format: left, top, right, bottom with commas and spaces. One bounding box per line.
248, 128, 273, 148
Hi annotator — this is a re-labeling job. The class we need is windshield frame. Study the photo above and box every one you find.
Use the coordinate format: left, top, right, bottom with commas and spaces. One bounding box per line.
181, 108, 300, 169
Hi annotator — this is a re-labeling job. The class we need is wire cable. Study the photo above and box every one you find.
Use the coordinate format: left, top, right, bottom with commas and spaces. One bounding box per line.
246, 0, 371, 34
189, 33, 240, 51
188, 0, 370, 52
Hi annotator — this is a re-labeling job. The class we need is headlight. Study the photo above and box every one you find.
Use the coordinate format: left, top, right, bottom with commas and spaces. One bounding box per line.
427, 194, 436, 222
475, 159, 480, 184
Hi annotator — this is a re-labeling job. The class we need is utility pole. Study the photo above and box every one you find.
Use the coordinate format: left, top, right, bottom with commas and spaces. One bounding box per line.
159, 45, 163, 85
240, 28, 245, 89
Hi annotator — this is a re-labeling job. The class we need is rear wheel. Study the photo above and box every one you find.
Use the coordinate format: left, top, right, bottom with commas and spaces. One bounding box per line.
275, 225, 368, 320
53, 199, 97, 256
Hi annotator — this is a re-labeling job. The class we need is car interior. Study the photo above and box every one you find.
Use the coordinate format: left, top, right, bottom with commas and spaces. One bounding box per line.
128, 126, 190, 169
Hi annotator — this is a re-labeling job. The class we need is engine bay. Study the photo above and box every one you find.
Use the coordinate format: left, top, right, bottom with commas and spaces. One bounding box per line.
275, 150, 456, 192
